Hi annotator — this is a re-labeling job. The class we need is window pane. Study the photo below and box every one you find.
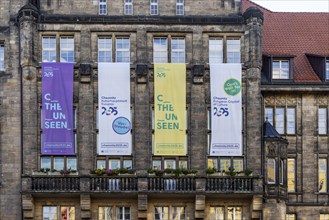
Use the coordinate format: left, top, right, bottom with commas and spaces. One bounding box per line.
286, 214, 296, 220
116, 38, 130, 63
97, 160, 106, 169
318, 108, 327, 134
99, 207, 114, 220
208, 158, 218, 169
42, 37, 56, 62
164, 159, 176, 169
153, 38, 168, 63
272, 60, 289, 79
152, 160, 161, 170
155, 207, 169, 220
98, 38, 112, 62
265, 107, 273, 125
54, 157, 65, 171
61, 207, 75, 220
287, 158, 295, 192
209, 39, 223, 64
117, 207, 130, 220
280, 160, 284, 184
43, 206, 57, 220
41, 157, 51, 170
319, 158, 327, 192
123, 160, 132, 169
172, 207, 185, 220
227, 39, 240, 63
287, 108, 295, 134
227, 207, 242, 220
99, 0, 107, 15
171, 38, 185, 63
267, 158, 276, 184
67, 158, 77, 170
109, 159, 120, 169
275, 108, 284, 134
220, 158, 231, 172
209, 207, 224, 220
233, 159, 243, 172
60, 37, 74, 63
326, 61, 329, 80
179, 160, 187, 169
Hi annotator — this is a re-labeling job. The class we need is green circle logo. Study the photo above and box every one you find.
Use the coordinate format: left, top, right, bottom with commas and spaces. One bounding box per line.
224, 78, 241, 96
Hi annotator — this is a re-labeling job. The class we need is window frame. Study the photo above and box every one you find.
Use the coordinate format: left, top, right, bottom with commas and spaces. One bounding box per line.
325, 60, 329, 81
287, 158, 296, 192
150, 0, 159, 15
208, 37, 241, 64
226, 38, 241, 64
60, 36, 75, 63
42, 37, 56, 62
154, 206, 185, 220
176, 0, 184, 15
98, 37, 113, 63
208, 38, 223, 64
318, 157, 328, 193
286, 214, 296, 220
171, 38, 185, 63
115, 37, 130, 63
124, 0, 133, 15
43, 206, 75, 220
318, 107, 328, 135
99, 0, 107, 15
271, 59, 293, 80
153, 37, 186, 64
98, 206, 131, 220
0, 44, 3, 71
265, 106, 296, 135
153, 37, 168, 63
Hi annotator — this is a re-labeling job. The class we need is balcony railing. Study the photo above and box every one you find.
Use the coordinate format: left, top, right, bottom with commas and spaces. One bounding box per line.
90, 176, 138, 192
206, 177, 253, 192
31, 176, 80, 191
148, 176, 195, 192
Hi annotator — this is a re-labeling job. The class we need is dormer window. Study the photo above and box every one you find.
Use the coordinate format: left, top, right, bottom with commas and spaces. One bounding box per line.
272, 60, 289, 79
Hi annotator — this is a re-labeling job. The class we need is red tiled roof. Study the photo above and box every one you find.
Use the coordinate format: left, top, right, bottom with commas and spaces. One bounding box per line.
243, 0, 329, 82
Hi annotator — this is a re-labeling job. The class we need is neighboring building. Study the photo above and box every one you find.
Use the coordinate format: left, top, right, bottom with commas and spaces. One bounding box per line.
0, 0, 327, 220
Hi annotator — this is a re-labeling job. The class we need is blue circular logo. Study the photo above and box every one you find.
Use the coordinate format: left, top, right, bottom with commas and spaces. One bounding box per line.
112, 117, 131, 135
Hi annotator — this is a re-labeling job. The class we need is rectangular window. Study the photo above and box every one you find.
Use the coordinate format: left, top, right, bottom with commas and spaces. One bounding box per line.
150, 0, 158, 15
320, 214, 329, 220
42, 37, 56, 62
227, 207, 242, 220
98, 207, 114, 220
153, 38, 168, 63
275, 108, 285, 134
267, 158, 276, 184
272, 60, 289, 79
98, 37, 112, 62
286, 214, 296, 220
97, 160, 106, 169
60, 37, 74, 63
265, 107, 273, 125
99, 0, 107, 15
209, 207, 224, 220
280, 159, 284, 185
176, 0, 184, 15
209, 39, 223, 64
109, 159, 121, 169
287, 108, 295, 134
318, 108, 327, 134
155, 207, 169, 220
40, 157, 77, 172
227, 39, 241, 63
220, 158, 231, 172
117, 207, 130, 220
43, 206, 57, 220
171, 38, 185, 63
287, 158, 296, 192
172, 207, 185, 220
319, 158, 327, 192
0, 44, 3, 71
164, 159, 176, 169
61, 207, 75, 220
152, 160, 162, 170
233, 158, 243, 172
326, 60, 329, 80
115, 38, 130, 63
123, 160, 132, 169
124, 0, 133, 15
207, 158, 218, 170
54, 157, 65, 171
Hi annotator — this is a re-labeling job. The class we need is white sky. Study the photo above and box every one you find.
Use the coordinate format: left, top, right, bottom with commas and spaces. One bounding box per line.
251, 0, 329, 12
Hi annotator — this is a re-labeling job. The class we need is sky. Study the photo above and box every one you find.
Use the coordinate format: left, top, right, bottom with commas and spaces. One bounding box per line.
251, 0, 329, 12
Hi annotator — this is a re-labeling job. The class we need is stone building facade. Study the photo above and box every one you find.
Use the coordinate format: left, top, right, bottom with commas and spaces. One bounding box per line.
0, 0, 328, 219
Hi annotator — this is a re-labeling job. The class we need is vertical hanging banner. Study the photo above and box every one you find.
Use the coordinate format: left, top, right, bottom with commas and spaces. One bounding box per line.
154, 64, 186, 155
42, 62, 74, 155
210, 64, 242, 156
98, 63, 131, 155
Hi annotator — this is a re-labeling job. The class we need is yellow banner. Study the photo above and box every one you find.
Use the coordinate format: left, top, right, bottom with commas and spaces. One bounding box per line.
154, 64, 186, 155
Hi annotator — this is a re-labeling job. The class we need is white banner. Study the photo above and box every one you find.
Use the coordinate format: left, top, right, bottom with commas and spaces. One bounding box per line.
98, 63, 131, 155
210, 64, 242, 156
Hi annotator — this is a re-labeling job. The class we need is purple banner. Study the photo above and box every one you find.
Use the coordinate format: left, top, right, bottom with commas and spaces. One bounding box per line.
42, 63, 74, 155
